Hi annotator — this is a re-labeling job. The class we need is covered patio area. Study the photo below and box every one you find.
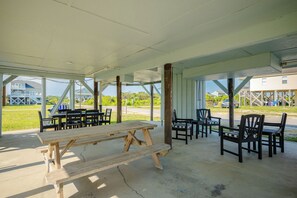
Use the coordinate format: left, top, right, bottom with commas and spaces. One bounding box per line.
1, 1, 297, 197
0, 123, 296, 197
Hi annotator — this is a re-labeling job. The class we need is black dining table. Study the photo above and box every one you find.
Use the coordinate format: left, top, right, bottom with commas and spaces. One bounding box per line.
52, 111, 104, 130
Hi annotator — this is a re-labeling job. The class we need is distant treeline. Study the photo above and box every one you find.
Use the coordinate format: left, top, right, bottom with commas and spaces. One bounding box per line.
47, 92, 161, 106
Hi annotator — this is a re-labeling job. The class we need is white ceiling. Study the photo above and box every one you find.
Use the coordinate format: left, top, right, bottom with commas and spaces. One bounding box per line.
1, 0, 297, 82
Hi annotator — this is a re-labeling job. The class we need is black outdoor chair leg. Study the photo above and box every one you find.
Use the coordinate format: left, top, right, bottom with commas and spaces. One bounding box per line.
196, 125, 199, 139
281, 135, 284, 152
258, 141, 262, 160
247, 142, 251, 153
273, 135, 277, 154
238, 142, 243, 163
268, 134, 273, 157
220, 135, 224, 155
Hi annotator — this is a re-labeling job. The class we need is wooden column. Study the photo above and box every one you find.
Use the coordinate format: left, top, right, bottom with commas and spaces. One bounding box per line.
164, 63, 172, 147
228, 78, 234, 128
150, 84, 154, 121
94, 81, 98, 110
2, 86, 5, 106
116, 76, 122, 123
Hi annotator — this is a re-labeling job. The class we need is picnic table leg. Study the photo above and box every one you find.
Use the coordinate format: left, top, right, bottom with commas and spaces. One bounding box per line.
45, 144, 57, 173
142, 128, 163, 169
123, 130, 136, 152
53, 143, 64, 198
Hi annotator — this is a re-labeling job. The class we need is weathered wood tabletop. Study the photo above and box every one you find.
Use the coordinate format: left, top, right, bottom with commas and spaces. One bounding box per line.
37, 121, 157, 145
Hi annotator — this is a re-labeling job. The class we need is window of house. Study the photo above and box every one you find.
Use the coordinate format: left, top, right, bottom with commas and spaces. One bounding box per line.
282, 76, 288, 84
262, 78, 267, 86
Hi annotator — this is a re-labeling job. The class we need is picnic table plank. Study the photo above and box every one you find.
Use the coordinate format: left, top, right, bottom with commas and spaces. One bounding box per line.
37, 121, 157, 145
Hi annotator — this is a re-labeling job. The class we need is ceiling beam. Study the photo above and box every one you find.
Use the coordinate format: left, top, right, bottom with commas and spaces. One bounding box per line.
0, 66, 85, 80
93, 11, 297, 80
183, 52, 281, 80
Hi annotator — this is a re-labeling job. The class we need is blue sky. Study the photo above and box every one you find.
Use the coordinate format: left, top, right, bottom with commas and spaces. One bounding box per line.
5, 75, 233, 96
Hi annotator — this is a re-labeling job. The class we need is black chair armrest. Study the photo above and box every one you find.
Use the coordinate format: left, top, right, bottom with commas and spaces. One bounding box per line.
210, 116, 221, 120
263, 122, 281, 127
176, 118, 193, 123
220, 126, 239, 131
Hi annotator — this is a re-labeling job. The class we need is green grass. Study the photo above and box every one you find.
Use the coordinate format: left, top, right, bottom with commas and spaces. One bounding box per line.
285, 137, 297, 142
2, 105, 54, 131
2, 105, 160, 132
2, 104, 297, 133
210, 106, 297, 116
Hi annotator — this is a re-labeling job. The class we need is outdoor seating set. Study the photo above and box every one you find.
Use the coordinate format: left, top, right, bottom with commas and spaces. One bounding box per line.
172, 109, 287, 163
38, 108, 112, 132
172, 109, 221, 144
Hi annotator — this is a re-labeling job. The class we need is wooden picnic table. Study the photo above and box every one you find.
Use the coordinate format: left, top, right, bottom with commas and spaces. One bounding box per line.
37, 121, 170, 198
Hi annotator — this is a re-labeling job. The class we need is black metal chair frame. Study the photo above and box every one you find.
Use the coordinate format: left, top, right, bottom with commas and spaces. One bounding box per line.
262, 113, 287, 157
172, 109, 193, 144
196, 109, 221, 138
65, 110, 82, 129
38, 111, 58, 132
84, 110, 100, 127
101, 108, 112, 125
220, 114, 265, 163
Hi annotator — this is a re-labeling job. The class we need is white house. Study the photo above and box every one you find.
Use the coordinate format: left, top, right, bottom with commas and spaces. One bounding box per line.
9, 80, 42, 105
239, 74, 297, 106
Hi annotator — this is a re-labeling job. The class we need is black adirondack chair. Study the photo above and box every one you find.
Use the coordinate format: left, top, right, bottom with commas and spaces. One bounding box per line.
196, 109, 221, 138
172, 109, 193, 144
220, 114, 265, 163
262, 113, 287, 157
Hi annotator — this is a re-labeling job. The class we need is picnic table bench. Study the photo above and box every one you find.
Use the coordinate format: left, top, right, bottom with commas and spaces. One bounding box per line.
37, 121, 170, 198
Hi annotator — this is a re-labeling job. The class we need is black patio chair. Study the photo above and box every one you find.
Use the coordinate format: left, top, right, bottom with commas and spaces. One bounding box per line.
38, 111, 58, 132
196, 109, 221, 138
84, 110, 100, 127
58, 109, 71, 114
65, 110, 82, 129
262, 113, 287, 156
172, 109, 193, 144
101, 108, 112, 125
75, 108, 87, 113
220, 114, 265, 163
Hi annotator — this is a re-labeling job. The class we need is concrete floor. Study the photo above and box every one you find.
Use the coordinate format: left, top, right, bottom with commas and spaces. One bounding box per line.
0, 123, 297, 198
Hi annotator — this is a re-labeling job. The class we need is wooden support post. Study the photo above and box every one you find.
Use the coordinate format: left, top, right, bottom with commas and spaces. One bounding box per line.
117, 76, 122, 123
164, 63, 172, 147
94, 81, 98, 110
150, 84, 154, 121
2, 86, 5, 106
228, 78, 234, 128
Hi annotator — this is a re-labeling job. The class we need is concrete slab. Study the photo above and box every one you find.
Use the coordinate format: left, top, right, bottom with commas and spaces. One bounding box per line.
0, 122, 297, 198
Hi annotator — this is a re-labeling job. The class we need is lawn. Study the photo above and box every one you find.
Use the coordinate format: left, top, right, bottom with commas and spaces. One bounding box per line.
2, 105, 160, 132
210, 106, 297, 116
2, 105, 296, 135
